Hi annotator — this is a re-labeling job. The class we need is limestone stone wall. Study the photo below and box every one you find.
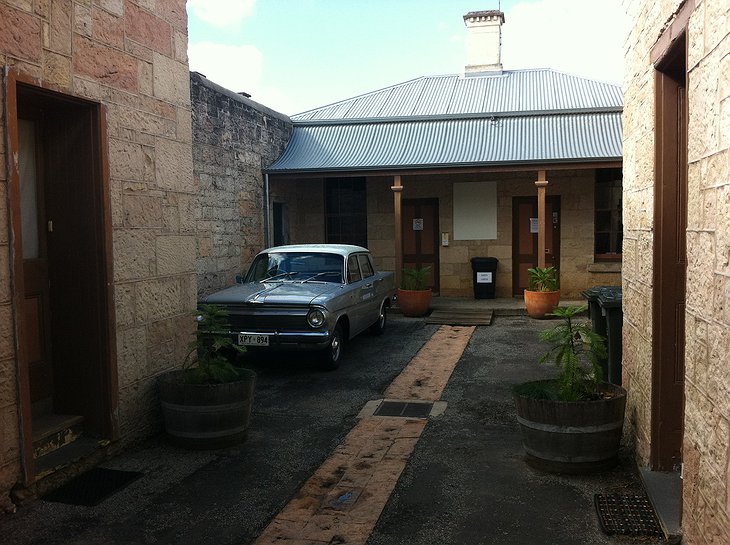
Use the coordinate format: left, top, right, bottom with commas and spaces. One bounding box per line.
623, 0, 730, 542
369, 170, 619, 298
191, 73, 292, 295
271, 170, 620, 297
0, 0, 193, 511
269, 178, 326, 247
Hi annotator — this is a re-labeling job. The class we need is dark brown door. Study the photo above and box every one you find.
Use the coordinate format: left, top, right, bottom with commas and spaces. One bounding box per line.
401, 199, 439, 292
13, 82, 118, 467
512, 196, 561, 295
652, 37, 687, 471
19, 117, 54, 410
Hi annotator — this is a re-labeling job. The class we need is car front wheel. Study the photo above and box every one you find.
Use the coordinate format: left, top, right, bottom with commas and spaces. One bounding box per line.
320, 323, 343, 371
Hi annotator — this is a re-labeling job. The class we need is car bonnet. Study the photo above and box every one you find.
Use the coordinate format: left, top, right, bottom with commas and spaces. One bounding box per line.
201, 280, 341, 306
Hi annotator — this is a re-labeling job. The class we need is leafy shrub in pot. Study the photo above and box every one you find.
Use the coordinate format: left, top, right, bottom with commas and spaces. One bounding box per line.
513, 305, 627, 473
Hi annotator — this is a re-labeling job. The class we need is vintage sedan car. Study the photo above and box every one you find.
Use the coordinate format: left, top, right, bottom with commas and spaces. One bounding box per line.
200, 244, 397, 369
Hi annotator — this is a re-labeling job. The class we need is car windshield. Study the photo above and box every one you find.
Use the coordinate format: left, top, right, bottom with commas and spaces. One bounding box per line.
245, 252, 345, 283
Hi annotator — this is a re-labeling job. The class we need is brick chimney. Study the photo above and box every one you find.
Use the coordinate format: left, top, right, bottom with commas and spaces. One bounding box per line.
463, 10, 505, 74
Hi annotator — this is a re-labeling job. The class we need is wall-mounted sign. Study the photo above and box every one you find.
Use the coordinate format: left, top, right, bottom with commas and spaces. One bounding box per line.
530, 218, 539, 233
413, 218, 424, 231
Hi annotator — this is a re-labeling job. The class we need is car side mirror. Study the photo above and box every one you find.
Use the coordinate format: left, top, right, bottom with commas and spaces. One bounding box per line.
235, 275, 244, 284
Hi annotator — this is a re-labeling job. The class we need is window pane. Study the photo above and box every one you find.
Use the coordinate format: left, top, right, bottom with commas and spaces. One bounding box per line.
19, 119, 40, 259
325, 177, 368, 247
595, 168, 623, 260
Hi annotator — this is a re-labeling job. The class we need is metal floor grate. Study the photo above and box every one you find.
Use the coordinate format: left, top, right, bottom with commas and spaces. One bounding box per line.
373, 401, 434, 418
594, 494, 662, 536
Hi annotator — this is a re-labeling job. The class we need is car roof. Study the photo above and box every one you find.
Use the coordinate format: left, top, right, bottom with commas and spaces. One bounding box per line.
259, 244, 369, 257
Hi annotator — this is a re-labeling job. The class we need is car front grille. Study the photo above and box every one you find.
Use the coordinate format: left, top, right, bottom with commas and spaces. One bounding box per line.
226, 306, 310, 332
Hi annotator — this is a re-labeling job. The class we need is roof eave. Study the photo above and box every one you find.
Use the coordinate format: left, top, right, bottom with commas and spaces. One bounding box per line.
265, 157, 623, 176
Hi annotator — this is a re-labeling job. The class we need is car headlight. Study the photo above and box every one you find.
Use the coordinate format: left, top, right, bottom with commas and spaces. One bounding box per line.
307, 308, 326, 328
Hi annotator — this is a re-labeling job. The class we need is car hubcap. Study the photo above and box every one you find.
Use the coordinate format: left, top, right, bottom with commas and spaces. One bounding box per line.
331, 334, 341, 360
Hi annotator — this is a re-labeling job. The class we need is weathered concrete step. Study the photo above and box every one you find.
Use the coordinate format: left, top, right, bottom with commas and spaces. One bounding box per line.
32, 414, 85, 459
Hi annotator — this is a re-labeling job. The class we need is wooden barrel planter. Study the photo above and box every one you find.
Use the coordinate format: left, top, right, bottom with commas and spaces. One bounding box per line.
514, 381, 626, 473
159, 369, 256, 449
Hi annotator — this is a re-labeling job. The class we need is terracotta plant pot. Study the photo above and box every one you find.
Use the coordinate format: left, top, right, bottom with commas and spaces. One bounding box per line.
524, 289, 561, 319
397, 288, 432, 317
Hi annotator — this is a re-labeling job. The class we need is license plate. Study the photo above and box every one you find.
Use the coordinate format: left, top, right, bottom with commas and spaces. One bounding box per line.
238, 333, 270, 346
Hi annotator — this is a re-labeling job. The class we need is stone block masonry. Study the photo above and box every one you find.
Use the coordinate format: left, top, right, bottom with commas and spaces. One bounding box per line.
622, 1, 730, 543
0, 0, 194, 512
191, 72, 292, 296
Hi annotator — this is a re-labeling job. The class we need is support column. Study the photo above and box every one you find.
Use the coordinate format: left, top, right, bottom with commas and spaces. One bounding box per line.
535, 170, 548, 268
392, 175, 403, 288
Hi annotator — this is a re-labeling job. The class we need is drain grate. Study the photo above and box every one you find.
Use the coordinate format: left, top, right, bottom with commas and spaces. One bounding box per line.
594, 494, 662, 536
373, 400, 434, 418
43, 467, 143, 506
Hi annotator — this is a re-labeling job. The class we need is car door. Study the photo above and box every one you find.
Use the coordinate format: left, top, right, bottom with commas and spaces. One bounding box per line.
357, 253, 379, 323
346, 254, 368, 336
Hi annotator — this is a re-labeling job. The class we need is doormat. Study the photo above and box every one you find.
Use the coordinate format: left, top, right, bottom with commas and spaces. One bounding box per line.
43, 468, 143, 506
594, 494, 662, 536
425, 309, 493, 326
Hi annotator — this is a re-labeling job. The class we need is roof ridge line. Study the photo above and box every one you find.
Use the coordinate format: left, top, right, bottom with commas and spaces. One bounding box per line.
292, 106, 623, 126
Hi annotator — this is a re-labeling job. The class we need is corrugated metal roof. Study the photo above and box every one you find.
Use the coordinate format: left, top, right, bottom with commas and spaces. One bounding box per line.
292, 69, 622, 121
268, 112, 622, 172
268, 68, 623, 173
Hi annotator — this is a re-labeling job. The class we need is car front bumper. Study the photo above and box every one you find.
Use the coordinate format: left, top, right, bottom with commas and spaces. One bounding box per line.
229, 330, 332, 352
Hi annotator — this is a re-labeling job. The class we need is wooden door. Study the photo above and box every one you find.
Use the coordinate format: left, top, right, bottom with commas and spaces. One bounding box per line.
512, 196, 561, 295
401, 199, 439, 292
652, 42, 687, 471
12, 80, 118, 463
19, 117, 54, 409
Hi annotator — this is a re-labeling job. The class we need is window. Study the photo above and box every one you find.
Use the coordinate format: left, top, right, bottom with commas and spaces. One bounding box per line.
357, 254, 374, 278
347, 254, 362, 283
595, 169, 623, 261
272, 202, 289, 246
325, 177, 367, 247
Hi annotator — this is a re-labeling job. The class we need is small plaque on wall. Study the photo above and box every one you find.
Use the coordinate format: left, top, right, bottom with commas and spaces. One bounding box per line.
530, 218, 539, 233
413, 218, 424, 231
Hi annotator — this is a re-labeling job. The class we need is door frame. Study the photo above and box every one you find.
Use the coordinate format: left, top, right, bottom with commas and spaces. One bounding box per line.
650, 32, 688, 472
5, 69, 119, 483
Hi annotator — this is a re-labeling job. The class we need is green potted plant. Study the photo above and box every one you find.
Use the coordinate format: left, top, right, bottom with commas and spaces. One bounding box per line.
513, 305, 627, 473
158, 305, 256, 449
524, 266, 560, 318
397, 266, 432, 317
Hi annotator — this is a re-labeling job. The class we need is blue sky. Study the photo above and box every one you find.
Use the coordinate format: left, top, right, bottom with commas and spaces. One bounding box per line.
187, 0, 626, 115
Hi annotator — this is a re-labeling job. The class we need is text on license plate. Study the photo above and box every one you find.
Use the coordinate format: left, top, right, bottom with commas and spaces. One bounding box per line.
238, 333, 270, 346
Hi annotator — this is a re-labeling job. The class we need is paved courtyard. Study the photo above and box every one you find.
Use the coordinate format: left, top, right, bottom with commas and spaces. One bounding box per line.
2, 314, 660, 545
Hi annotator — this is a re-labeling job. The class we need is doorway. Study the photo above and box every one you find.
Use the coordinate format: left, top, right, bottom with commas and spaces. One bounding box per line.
512, 196, 561, 295
651, 34, 687, 472
9, 77, 117, 481
401, 199, 439, 292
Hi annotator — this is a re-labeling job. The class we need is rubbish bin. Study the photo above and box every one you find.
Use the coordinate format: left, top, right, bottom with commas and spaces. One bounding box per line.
597, 286, 623, 386
581, 286, 615, 381
470, 257, 499, 299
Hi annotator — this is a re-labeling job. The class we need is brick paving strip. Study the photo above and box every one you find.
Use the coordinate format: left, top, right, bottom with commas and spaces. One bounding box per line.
253, 325, 476, 545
